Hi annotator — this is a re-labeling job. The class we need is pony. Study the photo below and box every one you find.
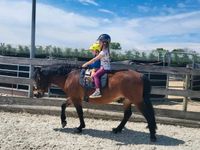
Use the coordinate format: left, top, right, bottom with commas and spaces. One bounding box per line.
32, 63, 157, 142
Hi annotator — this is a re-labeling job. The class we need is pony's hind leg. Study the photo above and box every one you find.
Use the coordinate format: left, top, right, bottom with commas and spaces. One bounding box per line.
74, 103, 86, 133
137, 101, 157, 142
140, 74, 157, 142
112, 101, 132, 133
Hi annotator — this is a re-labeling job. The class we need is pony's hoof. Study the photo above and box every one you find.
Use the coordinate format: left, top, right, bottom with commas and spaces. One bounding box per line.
74, 127, 82, 133
112, 128, 122, 134
61, 121, 67, 128
150, 135, 157, 142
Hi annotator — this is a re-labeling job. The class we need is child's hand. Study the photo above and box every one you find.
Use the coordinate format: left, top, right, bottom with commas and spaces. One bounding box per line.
82, 63, 87, 68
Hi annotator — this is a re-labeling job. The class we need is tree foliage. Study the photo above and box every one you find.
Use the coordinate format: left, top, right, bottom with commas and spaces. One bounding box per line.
110, 42, 121, 50
0, 43, 199, 66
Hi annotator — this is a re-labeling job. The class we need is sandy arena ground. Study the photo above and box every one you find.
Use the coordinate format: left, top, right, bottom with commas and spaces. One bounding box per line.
0, 112, 199, 150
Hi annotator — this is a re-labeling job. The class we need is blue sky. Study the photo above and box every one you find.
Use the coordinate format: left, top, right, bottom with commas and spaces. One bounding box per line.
46, 0, 200, 18
0, 0, 200, 52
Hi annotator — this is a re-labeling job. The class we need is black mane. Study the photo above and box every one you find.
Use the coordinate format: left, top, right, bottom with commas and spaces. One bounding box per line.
33, 63, 80, 78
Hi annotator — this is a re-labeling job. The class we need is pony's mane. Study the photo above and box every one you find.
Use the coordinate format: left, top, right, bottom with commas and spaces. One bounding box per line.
40, 63, 80, 76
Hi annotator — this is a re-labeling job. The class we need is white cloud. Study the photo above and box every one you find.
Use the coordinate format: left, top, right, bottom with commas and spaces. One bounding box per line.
177, 3, 186, 8
0, 0, 31, 45
78, 0, 99, 6
137, 5, 150, 13
137, 4, 183, 16
98, 9, 116, 15
0, 0, 200, 52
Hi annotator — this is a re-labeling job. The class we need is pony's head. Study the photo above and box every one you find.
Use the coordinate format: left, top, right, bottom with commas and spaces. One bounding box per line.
32, 67, 49, 98
32, 63, 80, 98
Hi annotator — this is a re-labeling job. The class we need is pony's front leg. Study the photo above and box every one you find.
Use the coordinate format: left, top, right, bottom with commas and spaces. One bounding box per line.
74, 103, 85, 133
61, 97, 72, 128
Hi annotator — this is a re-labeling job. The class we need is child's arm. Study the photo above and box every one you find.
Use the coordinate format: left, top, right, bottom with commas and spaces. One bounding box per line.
82, 54, 103, 68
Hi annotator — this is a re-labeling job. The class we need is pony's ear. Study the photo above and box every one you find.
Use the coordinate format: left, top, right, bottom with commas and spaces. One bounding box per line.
34, 67, 41, 72
32, 67, 41, 79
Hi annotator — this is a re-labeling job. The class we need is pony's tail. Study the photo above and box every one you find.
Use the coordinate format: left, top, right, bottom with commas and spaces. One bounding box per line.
142, 74, 151, 99
142, 74, 157, 130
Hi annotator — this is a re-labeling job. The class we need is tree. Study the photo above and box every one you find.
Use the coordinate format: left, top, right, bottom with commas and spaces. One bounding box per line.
149, 52, 157, 60
193, 52, 200, 63
125, 51, 134, 59
132, 50, 140, 59
52, 46, 63, 57
73, 48, 79, 57
44, 45, 52, 57
79, 48, 88, 57
5, 44, 13, 56
110, 42, 121, 50
17, 45, 29, 57
171, 48, 195, 66
110, 51, 119, 61
0, 43, 6, 55
63, 48, 72, 58
148, 48, 167, 61
36, 46, 44, 54
35, 46, 48, 58
141, 52, 147, 60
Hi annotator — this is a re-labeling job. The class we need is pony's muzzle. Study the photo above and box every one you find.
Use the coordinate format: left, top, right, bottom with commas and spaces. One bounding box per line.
33, 90, 44, 98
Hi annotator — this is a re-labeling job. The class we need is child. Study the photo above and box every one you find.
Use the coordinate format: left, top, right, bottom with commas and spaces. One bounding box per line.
87, 42, 101, 78
82, 34, 111, 98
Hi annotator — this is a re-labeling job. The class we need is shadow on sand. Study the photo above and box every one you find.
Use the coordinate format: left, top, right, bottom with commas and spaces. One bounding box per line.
53, 127, 184, 146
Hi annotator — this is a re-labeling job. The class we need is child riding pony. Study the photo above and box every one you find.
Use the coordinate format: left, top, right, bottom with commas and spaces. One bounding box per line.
32, 62, 157, 142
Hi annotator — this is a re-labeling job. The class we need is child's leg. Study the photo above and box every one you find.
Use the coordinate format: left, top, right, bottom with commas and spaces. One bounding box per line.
93, 67, 105, 89
89, 67, 106, 98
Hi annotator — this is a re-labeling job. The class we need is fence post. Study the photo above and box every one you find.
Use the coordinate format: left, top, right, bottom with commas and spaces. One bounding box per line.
183, 71, 190, 112
165, 52, 171, 98
28, 65, 34, 98
165, 75, 169, 98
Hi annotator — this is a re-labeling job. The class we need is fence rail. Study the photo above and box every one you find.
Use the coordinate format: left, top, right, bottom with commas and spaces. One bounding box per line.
0, 56, 77, 66
0, 75, 32, 85
1, 56, 200, 112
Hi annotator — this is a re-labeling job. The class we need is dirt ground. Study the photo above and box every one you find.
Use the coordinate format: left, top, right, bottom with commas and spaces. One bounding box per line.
0, 112, 200, 150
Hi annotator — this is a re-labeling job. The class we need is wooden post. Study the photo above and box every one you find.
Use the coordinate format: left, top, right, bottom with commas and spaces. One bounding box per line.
48, 88, 50, 97
165, 75, 169, 98
165, 52, 171, 98
183, 73, 190, 111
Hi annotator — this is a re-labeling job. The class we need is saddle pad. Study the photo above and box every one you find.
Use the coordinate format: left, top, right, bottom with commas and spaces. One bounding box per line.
79, 69, 107, 90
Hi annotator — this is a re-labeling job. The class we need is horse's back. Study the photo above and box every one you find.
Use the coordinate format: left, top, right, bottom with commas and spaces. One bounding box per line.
108, 69, 142, 84
107, 69, 143, 101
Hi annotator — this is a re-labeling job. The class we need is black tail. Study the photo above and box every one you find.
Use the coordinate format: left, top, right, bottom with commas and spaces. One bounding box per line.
141, 74, 157, 138
142, 74, 151, 101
